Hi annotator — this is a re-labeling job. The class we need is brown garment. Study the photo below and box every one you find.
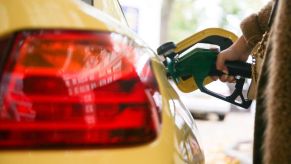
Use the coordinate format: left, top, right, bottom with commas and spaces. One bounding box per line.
240, 1, 274, 48
265, 0, 291, 163
239, 0, 291, 164
240, 2, 273, 164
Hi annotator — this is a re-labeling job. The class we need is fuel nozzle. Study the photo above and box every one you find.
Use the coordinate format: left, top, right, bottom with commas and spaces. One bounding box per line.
157, 28, 253, 109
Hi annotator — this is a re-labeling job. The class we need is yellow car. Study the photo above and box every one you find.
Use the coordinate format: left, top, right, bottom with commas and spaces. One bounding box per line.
0, 0, 204, 163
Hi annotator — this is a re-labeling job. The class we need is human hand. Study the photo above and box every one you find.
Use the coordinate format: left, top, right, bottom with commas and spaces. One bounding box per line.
213, 36, 251, 82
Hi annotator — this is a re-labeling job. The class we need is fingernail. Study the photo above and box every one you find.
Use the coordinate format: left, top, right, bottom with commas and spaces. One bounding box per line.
222, 69, 228, 74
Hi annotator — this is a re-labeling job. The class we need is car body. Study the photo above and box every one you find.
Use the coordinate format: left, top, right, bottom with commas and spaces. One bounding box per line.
172, 81, 231, 121
0, 0, 204, 164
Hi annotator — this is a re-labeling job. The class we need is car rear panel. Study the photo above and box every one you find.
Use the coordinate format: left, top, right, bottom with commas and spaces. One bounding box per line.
0, 0, 130, 37
0, 0, 204, 163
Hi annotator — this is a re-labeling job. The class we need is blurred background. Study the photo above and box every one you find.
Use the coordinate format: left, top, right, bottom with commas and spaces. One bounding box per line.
119, 0, 269, 49
119, 0, 268, 163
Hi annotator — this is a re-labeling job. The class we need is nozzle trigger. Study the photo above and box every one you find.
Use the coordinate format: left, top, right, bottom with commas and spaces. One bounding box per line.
196, 78, 252, 109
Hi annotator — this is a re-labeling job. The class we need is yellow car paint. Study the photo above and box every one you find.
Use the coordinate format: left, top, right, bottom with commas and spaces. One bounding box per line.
0, 0, 134, 38
93, 0, 128, 25
0, 0, 204, 163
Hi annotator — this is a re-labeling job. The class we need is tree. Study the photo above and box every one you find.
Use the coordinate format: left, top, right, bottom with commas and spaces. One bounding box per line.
160, 0, 175, 43
161, 0, 267, 43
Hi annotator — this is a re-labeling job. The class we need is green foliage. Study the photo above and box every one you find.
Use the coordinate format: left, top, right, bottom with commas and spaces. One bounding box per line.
168, 0, 267, 42
169, 0, 198, 42
220, 0, 241, 15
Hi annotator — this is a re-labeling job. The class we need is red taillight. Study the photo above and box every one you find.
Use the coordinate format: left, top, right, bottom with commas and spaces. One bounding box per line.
0, 30, 161, 148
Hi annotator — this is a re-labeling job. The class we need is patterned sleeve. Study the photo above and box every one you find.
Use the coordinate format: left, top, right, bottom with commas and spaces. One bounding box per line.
240, 1, 274, 48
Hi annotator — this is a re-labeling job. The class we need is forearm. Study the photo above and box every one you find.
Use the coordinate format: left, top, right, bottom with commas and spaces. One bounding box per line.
226, 36, 252, 61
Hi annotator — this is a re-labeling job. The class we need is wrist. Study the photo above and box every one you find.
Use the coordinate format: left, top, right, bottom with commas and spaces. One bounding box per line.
229, 36, 252, 61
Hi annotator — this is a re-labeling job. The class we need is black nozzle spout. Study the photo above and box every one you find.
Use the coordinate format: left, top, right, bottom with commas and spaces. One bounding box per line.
157, 42, 177, 59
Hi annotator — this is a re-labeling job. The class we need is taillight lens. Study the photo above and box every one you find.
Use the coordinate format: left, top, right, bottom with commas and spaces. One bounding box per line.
0, 30, 161, 148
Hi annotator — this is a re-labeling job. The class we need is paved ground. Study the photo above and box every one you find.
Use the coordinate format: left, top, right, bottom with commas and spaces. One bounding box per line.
195, 112, 255, 164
